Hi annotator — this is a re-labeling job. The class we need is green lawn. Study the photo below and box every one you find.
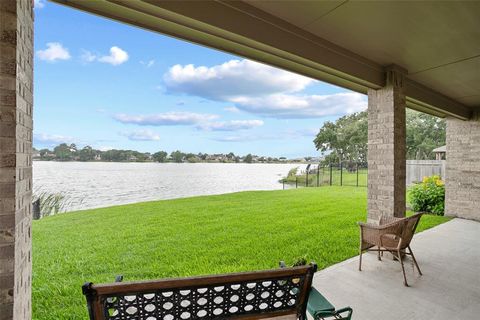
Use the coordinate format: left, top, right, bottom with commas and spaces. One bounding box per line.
32, 187, 449, 319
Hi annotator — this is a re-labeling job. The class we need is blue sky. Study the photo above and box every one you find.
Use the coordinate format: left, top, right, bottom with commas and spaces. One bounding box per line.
33, 0, 367, 158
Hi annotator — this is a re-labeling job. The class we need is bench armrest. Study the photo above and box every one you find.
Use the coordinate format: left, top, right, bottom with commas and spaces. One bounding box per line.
334, 306, 353, 320
308, 288, 352, 320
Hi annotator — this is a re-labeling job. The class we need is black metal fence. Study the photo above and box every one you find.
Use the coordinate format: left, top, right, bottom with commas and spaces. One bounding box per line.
283, 162, 368, 189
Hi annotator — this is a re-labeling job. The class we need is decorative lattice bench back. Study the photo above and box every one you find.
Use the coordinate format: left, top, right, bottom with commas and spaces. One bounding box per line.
82, 263, 317, 320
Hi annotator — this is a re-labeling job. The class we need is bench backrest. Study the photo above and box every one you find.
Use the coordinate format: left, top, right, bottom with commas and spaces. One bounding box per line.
82, 263, 317, 320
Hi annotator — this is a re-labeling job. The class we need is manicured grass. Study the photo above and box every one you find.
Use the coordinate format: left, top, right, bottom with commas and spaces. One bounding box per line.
32, 187, 450, 319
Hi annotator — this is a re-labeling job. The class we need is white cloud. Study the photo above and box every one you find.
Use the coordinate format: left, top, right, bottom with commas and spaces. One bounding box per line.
231, 92, 367, 118
211, 133, 278, 142
98, 46, 129, 66
224, 106, 240, 113
120, 130, 161, 141
164, 59, 314, 100
113, 112, 219, 126
34, 0, 46, 9
283, 128, 319, 138
197, 120, 264, 131
81, 50, 97, 62
212, 128, 318, 143
140, 60, 155, 68
36, 42, 71, 62
163, 59, 366, 119
34, 133, 74, 145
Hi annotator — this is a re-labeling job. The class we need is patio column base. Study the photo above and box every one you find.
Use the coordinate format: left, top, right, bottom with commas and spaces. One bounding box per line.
367, 65, 407, 221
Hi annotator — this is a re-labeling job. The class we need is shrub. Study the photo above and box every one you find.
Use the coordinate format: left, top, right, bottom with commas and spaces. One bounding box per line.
32, 190, 80, 219
409, 175, 445, 215
280, 167, 299, 183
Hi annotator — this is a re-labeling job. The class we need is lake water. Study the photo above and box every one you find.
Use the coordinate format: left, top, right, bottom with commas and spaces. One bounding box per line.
33, 161, 306, 211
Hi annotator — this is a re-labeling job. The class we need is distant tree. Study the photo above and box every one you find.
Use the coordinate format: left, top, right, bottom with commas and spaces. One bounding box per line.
39, 148, 51, 159
132, 151, 148, 162
54, 143, 73, 161
227, 152, 235, 161
244, 154, 253, 163
185, 153, 197, 163
153, 151, 168, 162
78, 146, 96, 161
170, 150, 185, 163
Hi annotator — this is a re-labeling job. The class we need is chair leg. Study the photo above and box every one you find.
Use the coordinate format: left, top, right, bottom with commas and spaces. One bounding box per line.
358, 248, 363, 271
377, 247, 381, 261
408, 245, 422, 275
398, 249, 409, 287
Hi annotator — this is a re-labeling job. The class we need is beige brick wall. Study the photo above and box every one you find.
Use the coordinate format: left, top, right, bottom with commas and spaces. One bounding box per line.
445, 112, 480, 221
367, 67, 406, 220
0, 0, 34, 319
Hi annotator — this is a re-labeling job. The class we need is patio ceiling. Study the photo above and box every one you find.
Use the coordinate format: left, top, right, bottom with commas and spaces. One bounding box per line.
52, 0, 480, 119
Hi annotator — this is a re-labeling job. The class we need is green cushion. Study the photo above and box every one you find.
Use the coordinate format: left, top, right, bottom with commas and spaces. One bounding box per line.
307, 287, 335, 316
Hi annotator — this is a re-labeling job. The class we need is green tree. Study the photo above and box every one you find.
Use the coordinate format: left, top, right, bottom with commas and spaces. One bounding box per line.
227, 152, 235, 161
78, 146, 95, 161
39, 148, 52, 160
314, 109, 445, 163
185, 153, 198, 163
244, 154, 253, 163
53, 143, 73, 161
170, 150, 185, 163
406, 111, 446, 159
153, 151, 168, 162
314, 111, 367, 164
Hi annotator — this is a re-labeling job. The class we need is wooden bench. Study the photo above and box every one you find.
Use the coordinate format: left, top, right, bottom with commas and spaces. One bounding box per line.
82, 262, 352, 320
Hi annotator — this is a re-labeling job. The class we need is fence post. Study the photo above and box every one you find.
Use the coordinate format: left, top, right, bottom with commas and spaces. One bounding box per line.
340, 161, 343, 186
329, 164, 333, 186
296, 177, 298, 189
356, 163, 359, 187
306, 170, 309, 187
317, 165, 320, 187
283, 180, 285, 190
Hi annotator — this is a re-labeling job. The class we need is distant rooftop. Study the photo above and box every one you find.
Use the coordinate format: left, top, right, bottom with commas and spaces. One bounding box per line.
433, 145, 446, 153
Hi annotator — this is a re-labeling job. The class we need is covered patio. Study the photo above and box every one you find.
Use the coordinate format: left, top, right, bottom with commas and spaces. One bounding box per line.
312, 218, 480, 319
1, 1, 479, 319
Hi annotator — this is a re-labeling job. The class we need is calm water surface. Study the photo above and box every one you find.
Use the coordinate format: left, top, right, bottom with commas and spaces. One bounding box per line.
33, 161, 305, 211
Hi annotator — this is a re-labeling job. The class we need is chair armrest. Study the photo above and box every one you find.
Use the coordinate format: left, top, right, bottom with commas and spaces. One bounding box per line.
334, 306, 353, 320
358, 220, 402, 230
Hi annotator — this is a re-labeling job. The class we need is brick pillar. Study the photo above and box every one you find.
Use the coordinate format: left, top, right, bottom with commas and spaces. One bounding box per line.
445, 111, 480, 221
0, 1, 34, 319
367, 65, 406, 220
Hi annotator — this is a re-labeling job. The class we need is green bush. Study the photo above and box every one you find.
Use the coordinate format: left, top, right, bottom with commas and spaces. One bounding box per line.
409, 175, 445, 215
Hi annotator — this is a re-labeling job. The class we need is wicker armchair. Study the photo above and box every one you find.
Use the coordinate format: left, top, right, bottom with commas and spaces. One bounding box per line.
358, 213, 423, 286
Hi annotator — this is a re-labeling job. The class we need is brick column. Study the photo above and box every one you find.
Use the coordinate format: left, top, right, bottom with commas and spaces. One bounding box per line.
0, 1, 34, 319
445, 111, 480, 221
367, 65, 406, 220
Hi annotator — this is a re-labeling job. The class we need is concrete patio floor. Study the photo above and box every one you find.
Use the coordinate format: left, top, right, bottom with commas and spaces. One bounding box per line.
311, 218, 480, 319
